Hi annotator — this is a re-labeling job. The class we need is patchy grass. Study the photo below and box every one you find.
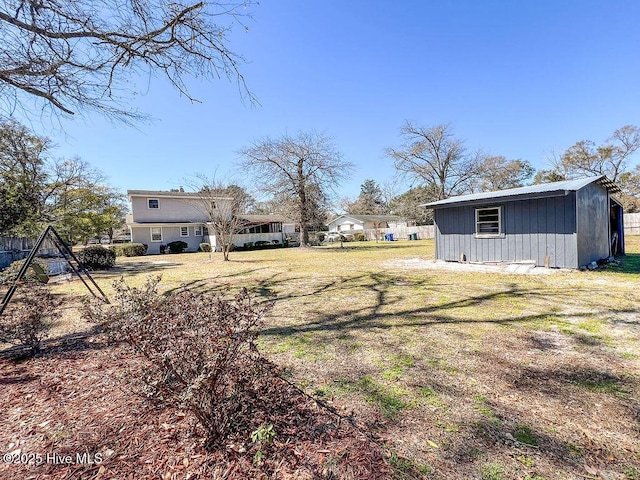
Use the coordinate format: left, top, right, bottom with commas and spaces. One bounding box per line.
481, 462, 505, 480
2, 237, 640, 479
514, 425, 538, 446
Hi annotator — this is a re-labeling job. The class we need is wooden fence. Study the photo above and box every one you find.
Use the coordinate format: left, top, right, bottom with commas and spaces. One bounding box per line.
626, 212, 640, 236
361, 224, 435, 241
0, 236, 58, 269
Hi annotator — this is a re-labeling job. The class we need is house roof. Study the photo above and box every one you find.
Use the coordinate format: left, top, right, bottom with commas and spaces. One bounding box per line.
127, 189, 232, 200
422, 176, 621, 208
238, 214, 294, 224
328, 214, 404, 224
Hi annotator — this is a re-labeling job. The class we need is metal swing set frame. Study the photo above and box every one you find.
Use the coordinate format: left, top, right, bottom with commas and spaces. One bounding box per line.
0, 225, 109, 316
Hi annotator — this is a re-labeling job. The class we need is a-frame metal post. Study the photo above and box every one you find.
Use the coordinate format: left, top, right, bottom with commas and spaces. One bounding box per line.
0, 226, 109, 316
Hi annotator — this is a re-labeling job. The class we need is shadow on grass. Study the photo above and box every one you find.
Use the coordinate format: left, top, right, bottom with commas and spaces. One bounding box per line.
447, 350, 640, 474
317, 242, 430, 252
259, 279, 603, 338
92, 260, 182, 278
602, 253, 640, 274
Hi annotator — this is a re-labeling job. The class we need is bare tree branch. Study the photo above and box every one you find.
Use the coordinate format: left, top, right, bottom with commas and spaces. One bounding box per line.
386, 122, 482, 200
0, 0, 257, 122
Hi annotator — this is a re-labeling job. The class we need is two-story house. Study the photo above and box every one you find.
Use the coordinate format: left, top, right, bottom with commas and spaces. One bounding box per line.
127, 190, 295, 254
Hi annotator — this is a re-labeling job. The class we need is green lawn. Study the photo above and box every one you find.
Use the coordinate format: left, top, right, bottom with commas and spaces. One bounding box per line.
46, 237, 640, 478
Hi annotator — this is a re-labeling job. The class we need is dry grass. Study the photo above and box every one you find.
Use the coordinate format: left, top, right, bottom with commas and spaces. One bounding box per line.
2, 237, 640, 479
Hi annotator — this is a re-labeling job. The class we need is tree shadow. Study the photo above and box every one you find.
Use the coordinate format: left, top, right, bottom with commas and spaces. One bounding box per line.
602, 253, 640, 274
316, 242, 429, 252
91, 260, 183, 279
260, 281, 556, 338
0, 324, 112, 360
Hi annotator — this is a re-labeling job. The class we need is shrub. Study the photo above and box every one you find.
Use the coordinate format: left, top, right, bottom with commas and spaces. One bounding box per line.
77, 245, 116, 269
83, 277, 275, 449
254, 240, 270, 246
0, 258, 49, 285
354, 232, 366, 242
317, 232, 326, 242
199, 242, 212, 252
0, 281, 59, 356
167, 240, 188, 253
109, 243, 148, 257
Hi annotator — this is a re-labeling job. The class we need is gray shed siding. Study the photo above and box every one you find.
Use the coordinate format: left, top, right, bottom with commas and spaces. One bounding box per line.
434, 194, 578, 268
576, 182, 610, 266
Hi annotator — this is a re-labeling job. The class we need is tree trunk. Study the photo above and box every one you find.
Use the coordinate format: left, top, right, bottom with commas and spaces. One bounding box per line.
298, 161, 309, 246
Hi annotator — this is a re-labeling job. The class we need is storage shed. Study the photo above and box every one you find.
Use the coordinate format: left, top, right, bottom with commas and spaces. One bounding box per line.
423, 176, 624, 269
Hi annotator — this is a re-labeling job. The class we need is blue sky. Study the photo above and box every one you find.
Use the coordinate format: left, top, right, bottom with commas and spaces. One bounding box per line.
30, 0, 640, 203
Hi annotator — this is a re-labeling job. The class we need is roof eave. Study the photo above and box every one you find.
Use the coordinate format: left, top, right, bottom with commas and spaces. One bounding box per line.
423, 189, 573, 209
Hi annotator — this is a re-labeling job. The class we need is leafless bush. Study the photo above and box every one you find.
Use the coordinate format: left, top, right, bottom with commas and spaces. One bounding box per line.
84, 277, 275, 448
0, 281, 59, 355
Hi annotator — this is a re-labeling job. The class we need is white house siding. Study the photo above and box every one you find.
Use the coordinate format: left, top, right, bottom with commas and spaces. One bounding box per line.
130, 225, 207, 254
130, 196, 231, 223
333, 218, 363, 231
328, 217, 408, 233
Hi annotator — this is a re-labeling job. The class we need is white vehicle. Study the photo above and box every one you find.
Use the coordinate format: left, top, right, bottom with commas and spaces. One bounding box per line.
326, 231, 354, 242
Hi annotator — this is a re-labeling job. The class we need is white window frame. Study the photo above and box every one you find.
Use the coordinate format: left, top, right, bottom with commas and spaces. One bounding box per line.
475, 206, 503, 238
194, 225, 203, 236
180, 226, 189, 237
148, 198, 159, 209
150, 227, 163, 242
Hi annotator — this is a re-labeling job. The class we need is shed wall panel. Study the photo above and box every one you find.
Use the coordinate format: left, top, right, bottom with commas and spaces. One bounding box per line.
433, 194, 578, 267
576, 182, 610, 266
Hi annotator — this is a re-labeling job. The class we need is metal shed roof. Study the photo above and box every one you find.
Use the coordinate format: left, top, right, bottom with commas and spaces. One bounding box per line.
422, 175, 621, 208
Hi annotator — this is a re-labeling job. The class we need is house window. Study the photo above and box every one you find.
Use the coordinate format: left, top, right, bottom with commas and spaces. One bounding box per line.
475, 207, 502, 237
195, 226, 203, 236
148, 199, 159, 209
180, 226, 189, 237
150, 227, 162, 242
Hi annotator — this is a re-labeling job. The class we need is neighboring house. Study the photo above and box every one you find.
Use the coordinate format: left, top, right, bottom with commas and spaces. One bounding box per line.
422, 176, 624, 269
127, 190, 295, 254
327, 214, 408, 233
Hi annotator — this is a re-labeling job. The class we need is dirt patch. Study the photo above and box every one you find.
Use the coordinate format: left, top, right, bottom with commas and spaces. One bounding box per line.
385, 258, 573, 275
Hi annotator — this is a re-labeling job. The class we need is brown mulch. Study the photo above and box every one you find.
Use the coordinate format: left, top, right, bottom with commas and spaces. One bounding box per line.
0, 334, 395, 480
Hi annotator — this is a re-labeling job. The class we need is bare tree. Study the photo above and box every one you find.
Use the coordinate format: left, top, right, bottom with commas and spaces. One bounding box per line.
0, 0, 256, 122
616, 164, 640, 213
239, 131, 353, 246
185, 176, 251, 261
386, 122, 483, 200
549, 125, 640, 182
472, 156, 534, 192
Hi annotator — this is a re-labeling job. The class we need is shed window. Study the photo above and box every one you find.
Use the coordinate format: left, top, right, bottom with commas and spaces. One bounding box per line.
180, 226, 189, 237
148, 199, 159, 209
475, 207, 502, 237
150, 227, 162, 242
195, 226, 203, 236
